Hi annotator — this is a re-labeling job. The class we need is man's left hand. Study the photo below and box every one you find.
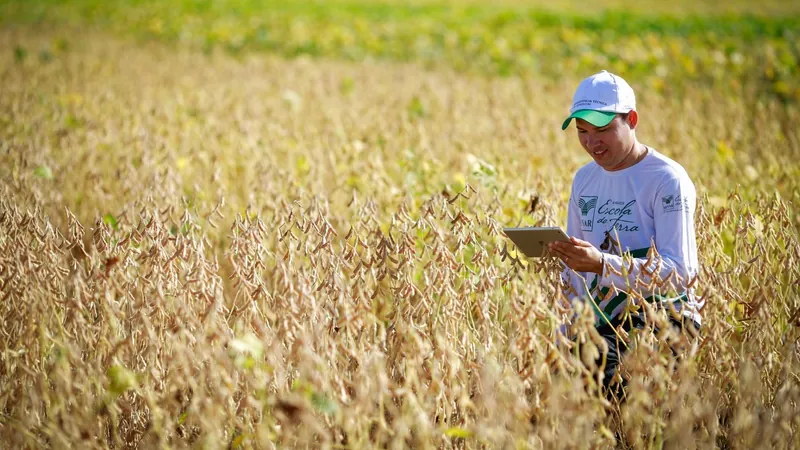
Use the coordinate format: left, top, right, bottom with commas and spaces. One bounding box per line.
548, 237, 604, 274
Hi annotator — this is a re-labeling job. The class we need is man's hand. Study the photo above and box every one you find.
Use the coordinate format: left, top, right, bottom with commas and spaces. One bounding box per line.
548, 237, 604, 274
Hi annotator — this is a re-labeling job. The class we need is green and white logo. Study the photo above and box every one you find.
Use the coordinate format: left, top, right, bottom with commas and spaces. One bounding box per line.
579, 196, 598, 231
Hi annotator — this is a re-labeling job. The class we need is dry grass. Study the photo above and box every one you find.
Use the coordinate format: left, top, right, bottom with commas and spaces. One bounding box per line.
1, 28, 800, 449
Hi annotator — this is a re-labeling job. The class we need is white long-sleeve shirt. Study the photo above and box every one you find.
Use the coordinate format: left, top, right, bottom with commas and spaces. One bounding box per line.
561, 147, 703, 326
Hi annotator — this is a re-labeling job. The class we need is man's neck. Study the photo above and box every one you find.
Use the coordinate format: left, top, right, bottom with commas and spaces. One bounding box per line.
629, 142, 648, 166
610, 141, 647, 171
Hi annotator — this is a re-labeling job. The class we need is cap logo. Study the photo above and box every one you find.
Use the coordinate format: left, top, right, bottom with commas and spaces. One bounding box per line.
573, 99, 609, 109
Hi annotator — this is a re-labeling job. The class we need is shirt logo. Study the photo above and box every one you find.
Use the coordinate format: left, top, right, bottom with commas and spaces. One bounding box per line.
597, 199, 640, 232
662, 194, 683, 213
579, 196, 598, 231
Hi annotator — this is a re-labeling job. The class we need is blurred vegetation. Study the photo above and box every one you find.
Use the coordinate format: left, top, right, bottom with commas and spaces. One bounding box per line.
2, 0, 799, 102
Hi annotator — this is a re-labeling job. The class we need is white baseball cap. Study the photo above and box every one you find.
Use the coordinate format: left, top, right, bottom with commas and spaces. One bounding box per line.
561, 70, 636, 130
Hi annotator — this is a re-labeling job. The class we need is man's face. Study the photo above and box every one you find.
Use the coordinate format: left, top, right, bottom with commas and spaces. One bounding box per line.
575, 113, 637, 171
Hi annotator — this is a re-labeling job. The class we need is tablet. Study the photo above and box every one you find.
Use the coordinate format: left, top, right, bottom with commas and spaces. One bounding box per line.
502, 226, 570, 258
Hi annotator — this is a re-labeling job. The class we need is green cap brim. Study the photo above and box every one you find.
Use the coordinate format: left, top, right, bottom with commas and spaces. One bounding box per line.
561, 110, 616, 130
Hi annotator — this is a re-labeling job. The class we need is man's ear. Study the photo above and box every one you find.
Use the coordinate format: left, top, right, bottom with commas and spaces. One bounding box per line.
627, 110, 639, 129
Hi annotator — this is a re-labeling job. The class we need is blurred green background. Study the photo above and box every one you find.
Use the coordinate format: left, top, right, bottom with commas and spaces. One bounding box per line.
3, 0, 799, 102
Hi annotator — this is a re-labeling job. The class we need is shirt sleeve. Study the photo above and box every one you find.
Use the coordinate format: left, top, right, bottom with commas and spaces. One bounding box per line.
596, 174, 698, 295
559, 180, 591, 301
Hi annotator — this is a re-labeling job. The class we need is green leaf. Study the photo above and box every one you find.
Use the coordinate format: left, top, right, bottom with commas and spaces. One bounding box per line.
229, 334, 265, 369
106, 364, 138, 395
340, 77, 355, 95
295, 155, 310, 176
63, 113, 83, 129
598, 424, 615, 440
54, 38, 70, 52
450, 172, 466, 193
465, 153, 497, 189
229, 334, 265, 358
230, 432, 247, 449
311, 392, 339, 415
14, 46, 27, 63
444, 427, 473, 438
407, 96, 426, 119
103, 214, 119, 230
33, 165, 53, 179
170, 223, 191, 236
716, 140, 734, 163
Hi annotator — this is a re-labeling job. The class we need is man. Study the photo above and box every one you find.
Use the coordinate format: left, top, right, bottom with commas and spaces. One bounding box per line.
548, 70, 703, 401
